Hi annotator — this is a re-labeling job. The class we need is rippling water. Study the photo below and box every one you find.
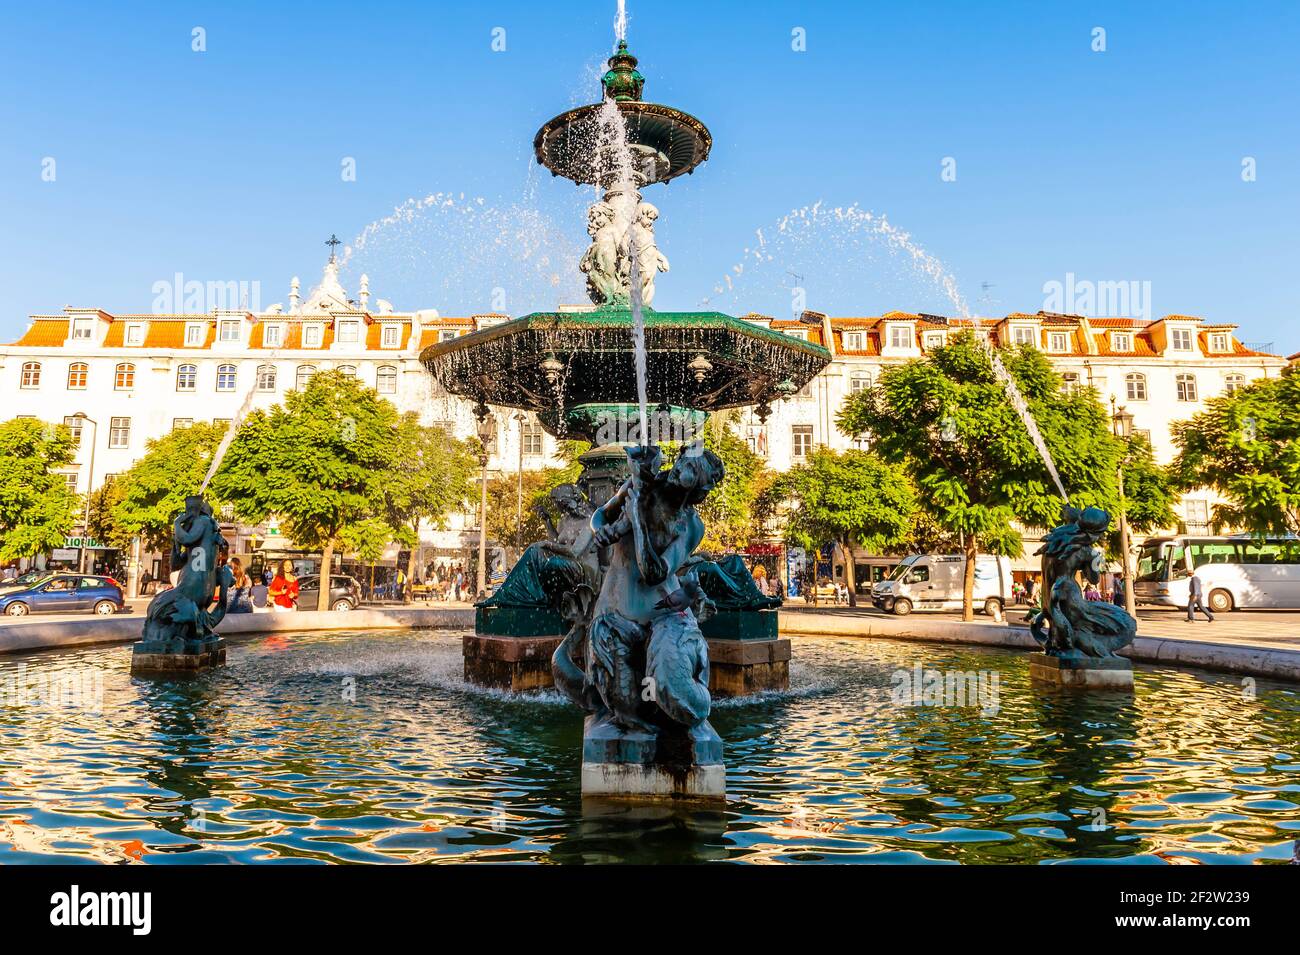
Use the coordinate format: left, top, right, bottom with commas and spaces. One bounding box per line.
1, 631, 1297, 864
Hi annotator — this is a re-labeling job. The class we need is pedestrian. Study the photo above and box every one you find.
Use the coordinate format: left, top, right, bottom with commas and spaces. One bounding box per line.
226, 557, 254, 614
1112, 574, 1126, 608
1186, 572, 1215, 623
268, 559, 300, 612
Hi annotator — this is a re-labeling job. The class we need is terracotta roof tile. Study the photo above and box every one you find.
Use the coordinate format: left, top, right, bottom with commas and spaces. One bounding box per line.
12, 319, 69, 347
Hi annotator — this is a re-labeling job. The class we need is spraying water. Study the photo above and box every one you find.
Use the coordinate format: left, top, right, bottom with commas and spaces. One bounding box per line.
614, 0, 627, 42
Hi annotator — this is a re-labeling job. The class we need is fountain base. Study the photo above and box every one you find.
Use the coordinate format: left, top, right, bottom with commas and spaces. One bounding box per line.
130, 638, 227, 674
462, 633, 562, 692
708, 637, 791, 697
581, 715, 725, 802
1029, 652, 1134, 690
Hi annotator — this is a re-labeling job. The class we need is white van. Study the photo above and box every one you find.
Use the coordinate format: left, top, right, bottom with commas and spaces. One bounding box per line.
871, 554, 1013, 616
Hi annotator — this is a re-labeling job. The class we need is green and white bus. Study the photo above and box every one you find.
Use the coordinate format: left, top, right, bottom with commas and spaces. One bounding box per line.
1133, 535, 1300, 613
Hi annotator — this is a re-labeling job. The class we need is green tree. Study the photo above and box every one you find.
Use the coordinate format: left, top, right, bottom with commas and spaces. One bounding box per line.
211, 370, 402, 611
380, 416, 478, 591
691, 413, 770, 554
1170, 366, 1300, 535
1117, 433, 1178, 538
766, 447, 916, 606
487, 466, 573, 551
111, 422, 225, 553
838, 331, 1129, 619
0, 419, 80, 562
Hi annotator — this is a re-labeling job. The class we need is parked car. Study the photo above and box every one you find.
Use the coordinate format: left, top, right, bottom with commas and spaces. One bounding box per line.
0, 574, 125, 617
296, 574, 362, 612
871, 554, 1013, 617
0, 570, 54, 595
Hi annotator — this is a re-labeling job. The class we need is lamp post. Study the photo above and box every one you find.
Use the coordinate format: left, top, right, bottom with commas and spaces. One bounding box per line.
72, 413, 98, 574
513, 412, 527, 555
1110, 399, 1137, 618
476, 412, 495, 600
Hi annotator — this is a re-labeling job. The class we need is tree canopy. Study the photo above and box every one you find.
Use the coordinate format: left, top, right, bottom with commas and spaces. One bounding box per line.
1170, 365, 1300, 535
111, 422, 226, 552
0, 419, 80, 562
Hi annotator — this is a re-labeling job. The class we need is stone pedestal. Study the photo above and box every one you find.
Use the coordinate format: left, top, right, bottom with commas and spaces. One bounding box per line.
1029, 652, 1134, 690
130, 639, 227, 674
581, 715, 725, 802
463, 633, 563, 692
707, 637, 791, 697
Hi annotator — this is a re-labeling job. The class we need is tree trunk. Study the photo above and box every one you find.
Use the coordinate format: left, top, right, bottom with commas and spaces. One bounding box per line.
406, 526, 420, 603
962, 535, 977, 622
317, 541, 334, 612
842, 539, 858, 607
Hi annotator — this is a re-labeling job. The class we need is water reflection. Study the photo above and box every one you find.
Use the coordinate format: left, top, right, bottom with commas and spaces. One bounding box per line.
0, 632, 1296, 864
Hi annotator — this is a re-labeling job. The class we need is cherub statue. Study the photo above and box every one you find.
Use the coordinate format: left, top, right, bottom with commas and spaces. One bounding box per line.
579, 199, 624, 305
629, 202, 669, 306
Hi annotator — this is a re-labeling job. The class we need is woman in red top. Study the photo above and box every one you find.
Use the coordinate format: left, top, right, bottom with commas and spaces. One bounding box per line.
268, 559, 299, 612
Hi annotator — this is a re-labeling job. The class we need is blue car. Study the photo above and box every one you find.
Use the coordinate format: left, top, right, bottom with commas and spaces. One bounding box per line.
0, 573, 125, 617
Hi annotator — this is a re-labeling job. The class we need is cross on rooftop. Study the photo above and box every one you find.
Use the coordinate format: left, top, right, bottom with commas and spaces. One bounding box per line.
325, 234, 342, 263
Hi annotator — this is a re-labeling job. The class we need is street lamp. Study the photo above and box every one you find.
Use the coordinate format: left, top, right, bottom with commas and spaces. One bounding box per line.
513, 412, 527, 555
72, 413, 98, 574
475, 411, 495, 601
1110, 399, 1137, 618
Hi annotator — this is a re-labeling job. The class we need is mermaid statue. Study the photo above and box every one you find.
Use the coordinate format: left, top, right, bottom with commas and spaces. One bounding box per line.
1028, 505, 1137, 659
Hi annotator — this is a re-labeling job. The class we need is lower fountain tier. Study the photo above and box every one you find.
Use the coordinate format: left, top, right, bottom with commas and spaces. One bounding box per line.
581, 715, 724, 802
463, 622, 790, 697
1028, 652, 1134, 690
131, 637, 227, 674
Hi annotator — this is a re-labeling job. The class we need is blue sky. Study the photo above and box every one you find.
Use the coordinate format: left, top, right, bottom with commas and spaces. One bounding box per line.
2, 0, 1297, 351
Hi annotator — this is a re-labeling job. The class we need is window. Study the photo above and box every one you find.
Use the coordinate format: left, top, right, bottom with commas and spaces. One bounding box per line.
1134, 429, 1152, 444
1011, 325, 1036, 346
906, 565, 930, 584
303, 324, 323, 347
219, 320, 240, 342
61, 472, 79, 494
439, 330, 459, 342
336, 364, 357, 378
923, 332, 946, 349
216, 364, 237, 391
184, 323, 203, 346
1171, 328, 1193, 351
263, 323, 283, 347
126, 323, 144, 345
1061, 373, 1080, 395
888, 325, 914, 349
849, 371, 873, 394
842, 331, 864, 351
336, 321, 360, 344
63, 416, 83, 445
522, 421, 544, 456
785, 328, 808, 342
376, 365, 398, 394
1209, 332, 1229, 353
1183, 499, 1210, 534
67, 362, 88, 389
20, 361, 41, 388
1048, 332, 1069, 353
1111, 332, 1133, 352
212, 418, 232, 430
114, 362, 135, 390
381, 324, 402, 348
256, 364, 277, 391
176, 363, 197, 391
791, 425, 814, 459
1224, 373, 1245, 394
71, 318, 94, 340
1176, 373, 1198, 402
746, 426, 768, 457
172, 418, 193, 431
108, 417, 130, 448
295, 365, 316, 389
1125, 373, 1147, 401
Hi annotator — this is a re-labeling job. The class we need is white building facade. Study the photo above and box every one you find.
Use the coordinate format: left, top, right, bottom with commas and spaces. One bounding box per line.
1, 263, 1288, 573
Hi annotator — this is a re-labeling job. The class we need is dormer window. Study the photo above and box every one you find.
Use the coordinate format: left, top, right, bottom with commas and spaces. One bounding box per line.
218, 320, 241, 343
1171, 328, 1194, 351
71, 318, 94, 340
263, 323, 283, 347
438, 330, 459, 342
786, 329, 808, 342
1111, 331, 1133, 352
336, 321, 360, 344
842, 331, 864, 351
303, 324, 323, 348
888, 325, 913, 349
125, 323, 144, 345
184, 323, 204, 347
1048, 332, 1069, 353
1011, 325, 1036, 346
1209, 332, 1229, 353
923, 332, 946, 349
381, 324, 401, 348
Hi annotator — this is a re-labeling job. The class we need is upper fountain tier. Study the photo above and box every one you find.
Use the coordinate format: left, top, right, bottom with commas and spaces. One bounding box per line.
533, 40, 712, 187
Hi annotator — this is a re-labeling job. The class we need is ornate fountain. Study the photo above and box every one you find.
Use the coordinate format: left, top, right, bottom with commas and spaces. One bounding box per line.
422, 38, 829, 798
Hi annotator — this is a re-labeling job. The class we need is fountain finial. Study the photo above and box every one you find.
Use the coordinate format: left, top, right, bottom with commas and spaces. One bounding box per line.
602, 40, 644, 102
